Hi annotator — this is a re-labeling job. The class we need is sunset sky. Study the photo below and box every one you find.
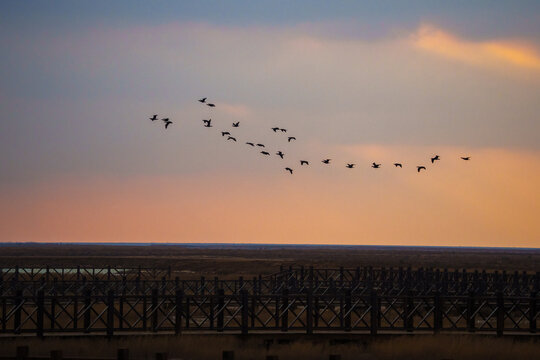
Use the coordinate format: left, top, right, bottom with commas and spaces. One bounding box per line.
1, 1, 539, 247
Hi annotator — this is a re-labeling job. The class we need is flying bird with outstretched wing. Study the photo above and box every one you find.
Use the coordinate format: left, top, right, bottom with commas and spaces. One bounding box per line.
288, 137, 296, 142
276, 151, 284, 159
232, 122, 239, 127
346, 164, 355, 168
150, 114, 158, 121
227, 136, 236, 142
461, 156, 471, 160
221, 131, 230, 137
431, 155, 440, 163
300, 160, 309, 166
417, 166, 426, 172
246, 142, 255, 146
394, 163, 402, 168
285, 167, 293, 174
322, 159, 331, 164
164, 121, 172, 129
198, 97, 207, 103
372, 163, 380, 169
261, 151, 270, 156
256, 144, 265, 147
271, 127, 279, 132
207, 103, 215, 107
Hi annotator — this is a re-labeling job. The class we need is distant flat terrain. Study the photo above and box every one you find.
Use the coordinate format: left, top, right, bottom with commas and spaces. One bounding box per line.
0, 243, 538, 277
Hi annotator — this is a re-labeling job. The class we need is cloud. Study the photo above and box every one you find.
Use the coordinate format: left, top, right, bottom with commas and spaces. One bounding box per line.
411, 24, 540, 70
218, 103, 253, 119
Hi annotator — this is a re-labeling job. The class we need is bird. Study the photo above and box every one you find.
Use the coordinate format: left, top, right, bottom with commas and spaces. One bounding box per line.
288, 137, 296, 142
227, 136, 236, 142
232, 122, 239, 127
164, 121, 172, 129
161, 118, 169, 122
417, 166, 426, 172
280, 128, 287, 132
261, 151, 270, 155
276, 151, 284, 159
346, 164, 355, 168
150, 115, 158, 121
322, 159, 331, 164
198, 98, 207, 103
394, 163, 402, 168
246, 142, 255, 146
207, 103, 215, 107
372, 163, 381, 169
256, 144, 265, 147
431, 155, 440, 163
461, 156, 471, 160
202, 119, 212, 127
285, 167, 293, 174
221, 131, 230, 137
300, 160, 309, 166
271, 127, 280, 132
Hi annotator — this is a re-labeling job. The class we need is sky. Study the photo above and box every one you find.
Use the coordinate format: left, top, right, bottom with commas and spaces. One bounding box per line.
1, 1, 539, 247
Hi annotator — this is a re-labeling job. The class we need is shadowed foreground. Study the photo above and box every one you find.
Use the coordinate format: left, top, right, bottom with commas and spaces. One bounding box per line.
0, 334, 539, 360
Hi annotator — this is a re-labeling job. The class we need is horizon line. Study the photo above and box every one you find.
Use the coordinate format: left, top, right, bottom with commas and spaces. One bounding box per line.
0, 242, 538, 251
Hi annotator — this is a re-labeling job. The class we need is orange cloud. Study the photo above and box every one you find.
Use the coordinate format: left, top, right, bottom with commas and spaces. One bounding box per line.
412, 24, 540, 71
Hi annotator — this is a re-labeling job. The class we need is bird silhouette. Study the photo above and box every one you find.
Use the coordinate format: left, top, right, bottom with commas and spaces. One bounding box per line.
164, 121, 172, 129
261, 151, 270, 156
280, 128, 287, 132
288, 137, 296, 142
417, 166, 426, 172
198, 98, 207, 103
285, 167, 293, 174
232, 122, 240, 127
150, 115, 158, 121
161, 118, 169, 122
276, 151, 284, 159
271, 127, 280, 132
300, 160, 309, 166
394, 163, 402, 168
207, 103, 215, 107
221, 131, 230, 137
346, 164, 355, 168
461, 156, 471, 160
202, 119, 212, 127
322, 159, 331, 164
372, 163, 381, 169
431, 155, 440, 163
246, 142, 255, 146
256, 144, 265, 147
227, 136, 236, 142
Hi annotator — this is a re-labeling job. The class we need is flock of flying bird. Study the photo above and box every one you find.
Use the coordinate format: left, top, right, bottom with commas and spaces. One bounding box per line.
149, 97, 471, 175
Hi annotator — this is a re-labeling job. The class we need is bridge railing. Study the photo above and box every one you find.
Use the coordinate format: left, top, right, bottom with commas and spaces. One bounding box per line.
0, 289, 537, 336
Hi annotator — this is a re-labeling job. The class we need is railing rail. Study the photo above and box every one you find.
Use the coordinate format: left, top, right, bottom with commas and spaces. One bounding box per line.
0, 289, 537, 336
